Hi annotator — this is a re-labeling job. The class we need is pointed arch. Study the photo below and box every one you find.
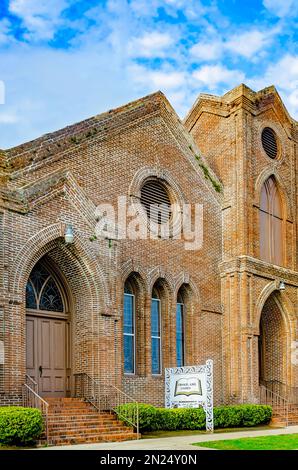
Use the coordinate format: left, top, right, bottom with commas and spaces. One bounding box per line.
259, 175, 284, 265
26, 259, 66, 313
122, 271, 147, 376
255, 283, 296, 391
255, 169, 292, 220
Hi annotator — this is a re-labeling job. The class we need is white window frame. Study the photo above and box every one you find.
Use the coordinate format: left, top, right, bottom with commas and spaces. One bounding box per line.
123, 292, 136, 375
151, 297, 162, 376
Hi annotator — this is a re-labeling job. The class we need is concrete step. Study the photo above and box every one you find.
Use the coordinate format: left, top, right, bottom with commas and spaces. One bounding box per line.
48, 409, 101, 415
48, 418, 121, 427
49, 433, 139, 446
43, 397, 138, 446
49, 426, 133, 437
48, 418, 118, 426
48, 423, 129, 432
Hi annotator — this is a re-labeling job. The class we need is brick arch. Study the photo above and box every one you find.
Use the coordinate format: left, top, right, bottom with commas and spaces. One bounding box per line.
147, 267, 175, 295
119, 259, 147, 286
123, 271, 146, 296
8, 222, 111, 393
259, 294, 286, 386
174, 272, 201, 305
254, 169, 292, 221
257, 120, 288, 162
254, 280, 297, 394
258, 290, 295, 388
255, 281, 295, 335
129, 167, 187, 239
10, 222, 109, 308
129, 166, 186, 203
254, 282, 297, 388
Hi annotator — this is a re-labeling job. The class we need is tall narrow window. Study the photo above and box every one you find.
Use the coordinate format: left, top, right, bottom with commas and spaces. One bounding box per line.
151, 288, 161, 375
123, 281, 135, 374
259, 176, 283, 266
176, 292, 185, 367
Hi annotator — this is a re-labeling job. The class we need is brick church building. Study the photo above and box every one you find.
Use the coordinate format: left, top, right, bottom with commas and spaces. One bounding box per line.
1, 83, 297, 413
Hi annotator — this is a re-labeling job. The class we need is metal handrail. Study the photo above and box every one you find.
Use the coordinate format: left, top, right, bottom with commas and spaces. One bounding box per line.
259, 384, 289, 426
74, 372, 139, 438
25, 374, 38, 393
22, 383, 49, 441
261, 379, 298, 405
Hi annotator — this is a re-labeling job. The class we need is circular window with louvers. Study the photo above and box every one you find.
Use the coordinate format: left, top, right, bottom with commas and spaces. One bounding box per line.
140, 179, 172, 225
261, 127, 278, 159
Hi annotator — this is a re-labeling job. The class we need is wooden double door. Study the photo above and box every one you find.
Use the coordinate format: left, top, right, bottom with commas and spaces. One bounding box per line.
26, 314, 71, 397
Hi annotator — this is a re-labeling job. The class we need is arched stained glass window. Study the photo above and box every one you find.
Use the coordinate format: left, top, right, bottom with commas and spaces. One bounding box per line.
26, 262, 64, 313
39, 278, 64, 312
259, 176, 284, 266
26, 280, 37, 310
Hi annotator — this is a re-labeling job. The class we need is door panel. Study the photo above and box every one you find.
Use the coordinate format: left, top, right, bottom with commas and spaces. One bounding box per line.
26, 317, 38, 383
26, 315, 70, 397
40, 319, 51, 368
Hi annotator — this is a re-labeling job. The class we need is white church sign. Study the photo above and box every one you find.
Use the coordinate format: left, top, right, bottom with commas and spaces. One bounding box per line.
165, 360, 214, 432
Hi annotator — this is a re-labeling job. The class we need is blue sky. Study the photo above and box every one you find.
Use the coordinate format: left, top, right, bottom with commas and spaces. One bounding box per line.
0, 0, 298, 148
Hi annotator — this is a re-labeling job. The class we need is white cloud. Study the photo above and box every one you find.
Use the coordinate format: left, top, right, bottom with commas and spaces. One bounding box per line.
263, 0, 295, 17
0, 19, 13, 45
130, 64, 185, 89
225, 30, 272, 59
9, 0, 68, 40
130, 0, 207, 20
191, 29, 275, 62
190, 41, 222, 61
0, 112, 19, 124
128, 31, 173, 58
250, 55, 298, 91
248, 55, 298, 118
192, 64, 245, 90
0, 0, 295, 148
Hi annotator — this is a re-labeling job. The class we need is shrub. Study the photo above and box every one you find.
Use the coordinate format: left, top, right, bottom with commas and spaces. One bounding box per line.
214, 406, 244, 428
116, 403, 159, 432
116, 403, 272, 432
0, 407, 43, 445
157, 408, 183, 431
240, 404, 272, 427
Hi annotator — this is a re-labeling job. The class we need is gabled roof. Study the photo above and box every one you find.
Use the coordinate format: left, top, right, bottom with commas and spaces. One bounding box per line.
2, 91, 166, 162
0, 89, 222, 210
184, 83, 298, 135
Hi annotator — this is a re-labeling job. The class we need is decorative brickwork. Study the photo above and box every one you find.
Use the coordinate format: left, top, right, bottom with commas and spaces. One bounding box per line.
186, 84, 298, 403
0, 85, 297, 410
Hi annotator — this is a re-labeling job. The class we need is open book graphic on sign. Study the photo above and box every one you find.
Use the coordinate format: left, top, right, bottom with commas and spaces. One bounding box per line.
174, 377, 202, 397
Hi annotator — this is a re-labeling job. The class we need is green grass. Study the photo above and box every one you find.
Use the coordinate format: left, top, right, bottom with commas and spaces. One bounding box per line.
0, 445, 23, 450
142, 425, 274, 439
193, 433, 298, 450
0, 444, 36, 450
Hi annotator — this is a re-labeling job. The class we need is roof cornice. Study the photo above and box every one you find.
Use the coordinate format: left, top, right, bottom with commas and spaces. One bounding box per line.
184, 84, 298, 139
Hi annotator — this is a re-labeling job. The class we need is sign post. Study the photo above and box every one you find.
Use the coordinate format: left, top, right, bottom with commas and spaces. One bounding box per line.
165, 360, 214, 432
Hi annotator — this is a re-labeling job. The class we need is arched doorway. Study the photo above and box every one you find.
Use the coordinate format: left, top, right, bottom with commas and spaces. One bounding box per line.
259, 293, 286, 393
25, 257, 71, 397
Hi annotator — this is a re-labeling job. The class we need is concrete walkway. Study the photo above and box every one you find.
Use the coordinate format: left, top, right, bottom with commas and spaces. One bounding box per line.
40, 425, 298, 450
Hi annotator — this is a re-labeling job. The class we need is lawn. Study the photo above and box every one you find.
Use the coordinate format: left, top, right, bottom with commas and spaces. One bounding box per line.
193, 434, 298, 450
0, 445, 24, 450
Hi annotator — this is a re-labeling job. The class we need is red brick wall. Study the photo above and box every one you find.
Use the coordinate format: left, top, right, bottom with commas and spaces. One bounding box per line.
0, 92, 224, 406
186, 85, 298, 403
